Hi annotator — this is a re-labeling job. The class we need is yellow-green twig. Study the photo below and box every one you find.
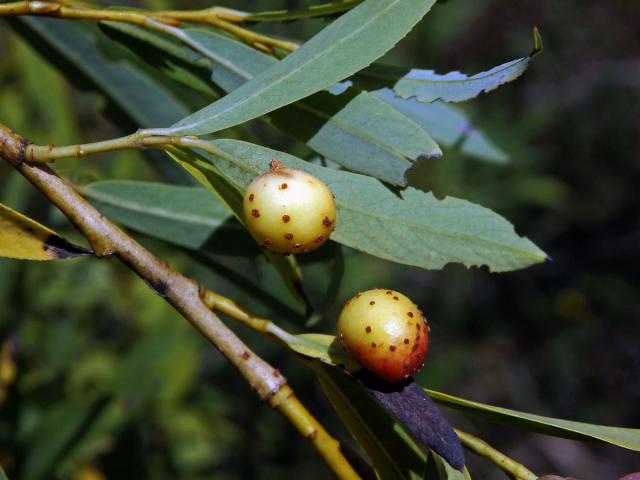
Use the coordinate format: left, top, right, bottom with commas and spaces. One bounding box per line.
455, 428, 537, 480
0, 122, 360, 480
0, 1, 298, 53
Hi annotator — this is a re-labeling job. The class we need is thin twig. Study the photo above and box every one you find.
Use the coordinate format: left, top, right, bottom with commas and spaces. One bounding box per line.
0, 1, 298, 53
0, 122, 360, 480
455, 428, 537, 480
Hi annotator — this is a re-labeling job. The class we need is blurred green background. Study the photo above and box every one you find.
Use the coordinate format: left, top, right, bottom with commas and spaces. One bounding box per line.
1, 1, 639, 479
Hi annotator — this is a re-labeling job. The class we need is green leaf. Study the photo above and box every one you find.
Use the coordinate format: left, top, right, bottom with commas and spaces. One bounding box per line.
100, 25, 442, 185
188, 28, 441, 185
185, 139, 547, 272
156, 0, 438, 136
285, 333, 361, 372
357, 27, 543, 103
373, 90, 508, 163
314, 364, 427, 480
271, 88, 442, 185
80, 180, 235, 250
0, 203, 90, 261
428, 389, 640, 452
247, 1, 363, 22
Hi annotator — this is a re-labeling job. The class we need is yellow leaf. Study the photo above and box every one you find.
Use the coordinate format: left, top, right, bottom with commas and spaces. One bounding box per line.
0, 203, 90, 260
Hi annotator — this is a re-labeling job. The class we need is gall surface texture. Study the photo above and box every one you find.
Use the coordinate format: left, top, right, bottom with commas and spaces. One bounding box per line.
242, 162, 336, 254
338, 289, 429, 382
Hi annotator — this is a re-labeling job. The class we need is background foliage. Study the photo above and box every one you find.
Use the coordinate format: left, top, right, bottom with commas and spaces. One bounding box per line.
0, 1, 639, 479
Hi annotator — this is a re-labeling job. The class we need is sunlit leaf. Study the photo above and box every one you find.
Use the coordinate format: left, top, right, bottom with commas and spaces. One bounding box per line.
0, 203, 90, 261
427, 389, 640, 452
133, 26, 441, 185
287, 333, 360, 372
157, 0, 438, 136
181, 140, 547, 272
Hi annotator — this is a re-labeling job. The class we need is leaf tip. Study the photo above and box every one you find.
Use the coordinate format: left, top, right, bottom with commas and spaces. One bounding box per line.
532, 26, 544, 56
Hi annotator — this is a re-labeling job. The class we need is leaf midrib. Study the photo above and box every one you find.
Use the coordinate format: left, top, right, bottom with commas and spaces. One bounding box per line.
173, 0, 407, 133
204, 142, 544, 263
81, 185, 230, 228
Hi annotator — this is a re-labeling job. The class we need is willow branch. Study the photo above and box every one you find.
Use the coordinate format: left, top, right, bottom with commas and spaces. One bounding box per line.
455, 428, 537, 480
0, 1, 298, 53
0, 123, 359, 480
22, 130, 190, 162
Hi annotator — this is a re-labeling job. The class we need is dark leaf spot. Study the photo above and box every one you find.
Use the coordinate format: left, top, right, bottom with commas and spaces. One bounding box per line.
43, 234, 92, 259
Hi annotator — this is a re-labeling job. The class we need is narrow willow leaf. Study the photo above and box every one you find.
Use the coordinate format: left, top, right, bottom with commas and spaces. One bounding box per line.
166, 147, 311, 308
157, 0, 437, 135
428, 389, 640, 452
247, 0, 363, 22
288, 333, 360, 372
357, 27, 543, 103
189, 29, 441, 185
80, 180, 235, 250
0, 203, 90, 261
188, 140, 547, 272
373, 89, 508, 163
314, 364, 427, 480
272, 89, 441, 185
100, 25, 442, 185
